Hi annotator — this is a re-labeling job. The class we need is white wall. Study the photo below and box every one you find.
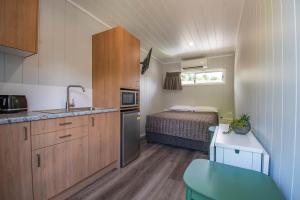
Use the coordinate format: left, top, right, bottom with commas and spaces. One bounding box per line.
235, 0, 300, 199
0, 0, 163, 137
162, 55, 235, 116
0, 0, 105, 110
140, 51, 164, 136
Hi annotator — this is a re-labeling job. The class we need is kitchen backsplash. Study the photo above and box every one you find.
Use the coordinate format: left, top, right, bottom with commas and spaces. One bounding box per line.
0, 82, 92, 110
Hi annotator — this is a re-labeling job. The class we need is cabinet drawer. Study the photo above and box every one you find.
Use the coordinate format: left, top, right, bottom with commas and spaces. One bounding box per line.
216, 147, 263, 172
31, 126, 88, 150
31, 115, 89, 135
223, 148, 252, 170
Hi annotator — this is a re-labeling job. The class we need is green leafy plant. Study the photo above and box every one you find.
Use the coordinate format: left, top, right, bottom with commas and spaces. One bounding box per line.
224, 114, 250, 134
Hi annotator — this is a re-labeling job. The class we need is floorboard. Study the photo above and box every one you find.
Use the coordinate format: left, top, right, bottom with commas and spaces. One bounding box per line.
68, 143, 208, 200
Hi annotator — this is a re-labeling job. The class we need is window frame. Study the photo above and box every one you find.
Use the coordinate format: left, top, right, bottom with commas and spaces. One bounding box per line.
181, 68, 226, 86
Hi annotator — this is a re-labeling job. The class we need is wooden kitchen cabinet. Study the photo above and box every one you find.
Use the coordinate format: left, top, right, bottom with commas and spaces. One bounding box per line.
32, 136, 89, 200
0, 0, 39, 56
31, 115, 89, 136
92, 27, 121, 109
0, 112, 120, 200
0, 123, 33, 200
93, 26, 140, 108
121, 29, 140, 89
88, 112, 120, 175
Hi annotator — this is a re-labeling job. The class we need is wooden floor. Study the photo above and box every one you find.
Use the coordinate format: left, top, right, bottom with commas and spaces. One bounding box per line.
68, 142, 208, 200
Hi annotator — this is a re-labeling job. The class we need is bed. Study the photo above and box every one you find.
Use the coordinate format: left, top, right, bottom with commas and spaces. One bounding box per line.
145, 106, 219, 152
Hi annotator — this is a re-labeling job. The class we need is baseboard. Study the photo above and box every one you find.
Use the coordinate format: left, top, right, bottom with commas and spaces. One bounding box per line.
51, 161, 118, 200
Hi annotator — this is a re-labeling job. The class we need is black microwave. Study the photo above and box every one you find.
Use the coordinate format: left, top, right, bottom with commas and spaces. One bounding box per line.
120, 89, 139, 108
0, 95, 28, 113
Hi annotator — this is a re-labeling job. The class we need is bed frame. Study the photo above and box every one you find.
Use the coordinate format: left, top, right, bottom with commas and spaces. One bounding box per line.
146, 132, 210, 153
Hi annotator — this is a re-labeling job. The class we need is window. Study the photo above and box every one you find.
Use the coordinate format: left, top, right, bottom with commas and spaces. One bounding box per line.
181, 70, 225, 85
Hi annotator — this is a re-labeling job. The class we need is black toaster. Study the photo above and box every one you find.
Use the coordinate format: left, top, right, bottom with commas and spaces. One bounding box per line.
0, 95, 28, 114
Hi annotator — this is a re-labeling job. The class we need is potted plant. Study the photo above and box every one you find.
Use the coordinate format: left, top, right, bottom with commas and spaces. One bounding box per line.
225, 114, 251, 134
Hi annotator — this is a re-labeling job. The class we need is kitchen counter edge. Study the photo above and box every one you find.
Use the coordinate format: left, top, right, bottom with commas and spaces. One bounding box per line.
0, 108, 119, 125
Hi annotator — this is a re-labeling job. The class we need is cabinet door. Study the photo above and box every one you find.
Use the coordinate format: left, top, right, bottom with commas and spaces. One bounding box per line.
89, 112, 120, 175
92, 27, 121, 108
101, 112, 120, 167
122, 29, 140, 89
0, 0, 38, 54
32, 137, 88, 200
0, 123, 33, 200
133, 38, 140, 89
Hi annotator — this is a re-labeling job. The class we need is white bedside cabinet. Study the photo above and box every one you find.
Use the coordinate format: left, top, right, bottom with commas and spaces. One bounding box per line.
210, 124, 270, 175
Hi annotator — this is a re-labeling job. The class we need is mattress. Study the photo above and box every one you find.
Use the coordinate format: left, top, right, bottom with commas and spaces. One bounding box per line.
146, 111, 218, 142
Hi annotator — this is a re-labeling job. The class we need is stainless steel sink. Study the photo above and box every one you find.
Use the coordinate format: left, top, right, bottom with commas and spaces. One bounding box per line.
69, 107, 97, 112
36, 107, 99, 114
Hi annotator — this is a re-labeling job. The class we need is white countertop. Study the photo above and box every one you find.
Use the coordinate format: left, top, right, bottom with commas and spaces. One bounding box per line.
215, 124, 264, 154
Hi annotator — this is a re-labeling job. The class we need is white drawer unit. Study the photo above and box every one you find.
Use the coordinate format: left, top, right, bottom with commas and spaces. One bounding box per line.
210, 124, 269, 175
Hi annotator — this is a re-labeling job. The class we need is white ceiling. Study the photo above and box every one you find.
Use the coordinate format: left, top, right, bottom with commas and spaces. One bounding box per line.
72, 0, 244, 63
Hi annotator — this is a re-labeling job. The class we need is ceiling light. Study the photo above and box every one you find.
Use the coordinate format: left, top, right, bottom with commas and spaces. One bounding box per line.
188, 42, 194, 46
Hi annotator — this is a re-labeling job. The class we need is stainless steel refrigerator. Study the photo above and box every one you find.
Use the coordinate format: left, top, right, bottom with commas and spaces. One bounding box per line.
121, 109, 140, 167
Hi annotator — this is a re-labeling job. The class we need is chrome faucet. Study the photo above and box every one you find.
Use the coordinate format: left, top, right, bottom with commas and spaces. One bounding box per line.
66, 85, 86, 111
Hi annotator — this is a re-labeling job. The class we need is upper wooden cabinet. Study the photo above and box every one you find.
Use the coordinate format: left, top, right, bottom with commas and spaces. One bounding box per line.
0, 0, 39, 56
0, 123, 33, 200
93, 26, 140, 108
121, 29, 140, 89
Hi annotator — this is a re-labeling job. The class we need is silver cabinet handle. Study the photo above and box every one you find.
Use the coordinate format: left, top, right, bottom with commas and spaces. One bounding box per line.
59, 134, 72, 139
37, 154, 41, 168
59, 122, 72, 126
24, 127, 28, 141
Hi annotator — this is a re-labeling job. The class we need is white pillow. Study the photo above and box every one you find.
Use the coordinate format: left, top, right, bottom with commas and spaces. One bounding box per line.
193, 106, 218, 113
169, 105, 194, 112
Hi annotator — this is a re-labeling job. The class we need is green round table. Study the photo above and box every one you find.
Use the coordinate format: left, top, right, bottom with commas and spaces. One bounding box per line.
183, 159, 284, 200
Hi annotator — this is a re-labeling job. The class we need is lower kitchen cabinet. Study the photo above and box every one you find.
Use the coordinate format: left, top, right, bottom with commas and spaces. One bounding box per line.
32, 136, 89, 200
0, 111, 119, 200
88, 112, 120, 175
0, 123, 33, 200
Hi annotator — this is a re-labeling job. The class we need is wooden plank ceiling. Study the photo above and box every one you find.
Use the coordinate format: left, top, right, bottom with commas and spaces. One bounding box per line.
72, 0, 244, 63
